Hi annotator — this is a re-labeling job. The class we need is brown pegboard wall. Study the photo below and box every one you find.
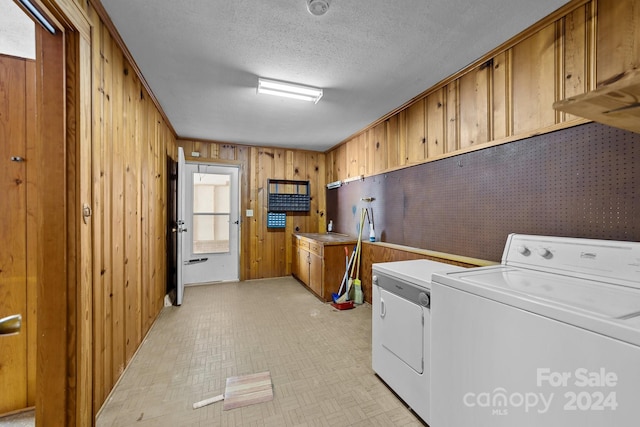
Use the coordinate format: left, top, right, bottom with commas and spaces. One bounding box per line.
326, 122, 640, 262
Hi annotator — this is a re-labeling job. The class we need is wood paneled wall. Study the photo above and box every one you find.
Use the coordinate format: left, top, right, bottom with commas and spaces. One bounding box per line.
32, 0, 639, 424
177, 140, 326, 280
326, 0, 639, 182
88, 5, 177, 416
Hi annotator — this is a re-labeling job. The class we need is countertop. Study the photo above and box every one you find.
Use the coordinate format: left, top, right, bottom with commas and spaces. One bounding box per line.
294, 233, 357, 245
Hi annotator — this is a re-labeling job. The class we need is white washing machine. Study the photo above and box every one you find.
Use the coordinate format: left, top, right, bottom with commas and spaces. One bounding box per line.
372, 259, 465, 424
431, 234, 640, 427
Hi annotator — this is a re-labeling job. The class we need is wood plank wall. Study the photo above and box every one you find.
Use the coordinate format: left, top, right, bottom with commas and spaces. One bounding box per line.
32, 0, 639, 423
88, 6, 177, 416
177, 141, 326, 280
326, 0, 640, 182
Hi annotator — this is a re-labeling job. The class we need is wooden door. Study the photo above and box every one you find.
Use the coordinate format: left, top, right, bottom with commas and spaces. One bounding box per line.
291, 237, 299, 278
308, 252, 322, 297
0, 54, 35, 414
298, 248, 310, 286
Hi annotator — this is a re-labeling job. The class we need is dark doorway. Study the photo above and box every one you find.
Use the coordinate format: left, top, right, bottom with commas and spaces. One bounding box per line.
166, 155, 178, 299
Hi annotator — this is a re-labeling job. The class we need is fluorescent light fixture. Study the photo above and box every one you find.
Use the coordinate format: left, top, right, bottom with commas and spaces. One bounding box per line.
343, 175, 364, 184
326, 180, 342, 189
257, 78, 323, 104
16, 0, 55, 34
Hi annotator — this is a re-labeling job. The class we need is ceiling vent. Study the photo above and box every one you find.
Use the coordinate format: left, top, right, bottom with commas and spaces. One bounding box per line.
307, 0, 330, 16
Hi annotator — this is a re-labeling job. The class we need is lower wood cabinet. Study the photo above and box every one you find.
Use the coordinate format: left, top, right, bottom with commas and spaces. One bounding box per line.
292, 233, 356, 301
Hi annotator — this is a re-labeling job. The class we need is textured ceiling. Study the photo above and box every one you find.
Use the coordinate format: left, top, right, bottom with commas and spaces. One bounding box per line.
101, 0, 570, 152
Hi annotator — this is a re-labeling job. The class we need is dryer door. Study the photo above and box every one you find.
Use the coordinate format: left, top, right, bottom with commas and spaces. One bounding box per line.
379, 288, 424, 373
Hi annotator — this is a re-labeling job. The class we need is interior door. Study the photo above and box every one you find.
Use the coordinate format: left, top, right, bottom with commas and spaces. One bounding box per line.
0, 52, 29, 415
181, 161, 240, 285
176, 147, 186, 305
166, 155, 177, 299
0, 3, 36, 413
0, 56, 31, 415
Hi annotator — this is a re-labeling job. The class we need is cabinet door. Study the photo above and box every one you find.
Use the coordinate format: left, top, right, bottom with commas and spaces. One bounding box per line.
298, 249, 310, 286
309, 252, 323, 297
292, 244, 299, 278
406, 99, 426, 163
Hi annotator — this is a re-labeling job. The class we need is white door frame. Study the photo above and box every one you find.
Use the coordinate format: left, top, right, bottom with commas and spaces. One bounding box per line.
176, 147, 186, 305
177, 154, 241, 294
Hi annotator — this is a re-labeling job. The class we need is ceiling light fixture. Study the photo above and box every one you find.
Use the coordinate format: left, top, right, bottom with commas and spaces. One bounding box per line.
257, 78, 323, 104
307, 0, 330, 16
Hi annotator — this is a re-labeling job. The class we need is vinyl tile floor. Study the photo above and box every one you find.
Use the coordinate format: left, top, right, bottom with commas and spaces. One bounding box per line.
96, 277, 426, 426
0, 409, 35, 427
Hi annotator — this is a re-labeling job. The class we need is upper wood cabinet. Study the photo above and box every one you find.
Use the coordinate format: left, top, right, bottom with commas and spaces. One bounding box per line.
561, 4, 592, 106
406, 99, 426, 163
345, 134, 361, 178
386, 114, 401, 169
426, 88, 445, 158
511, 23, 557, 135
326, 0, 637, 181
458, 63, 491, 149
372, 121, 387, 174
596, 0, 640, 87
445, 81, 460, 153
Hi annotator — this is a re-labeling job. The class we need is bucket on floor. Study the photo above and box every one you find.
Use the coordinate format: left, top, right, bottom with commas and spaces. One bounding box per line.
331, 300, 354, 310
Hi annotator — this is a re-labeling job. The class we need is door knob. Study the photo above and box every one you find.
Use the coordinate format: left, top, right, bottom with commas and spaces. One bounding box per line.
0, 314, 22, 336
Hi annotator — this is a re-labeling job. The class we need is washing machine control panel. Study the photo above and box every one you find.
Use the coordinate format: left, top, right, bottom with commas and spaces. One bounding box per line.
503, 234, 640, 287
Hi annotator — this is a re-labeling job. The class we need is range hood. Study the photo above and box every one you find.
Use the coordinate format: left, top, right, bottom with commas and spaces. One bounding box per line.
553, 69, 640, 134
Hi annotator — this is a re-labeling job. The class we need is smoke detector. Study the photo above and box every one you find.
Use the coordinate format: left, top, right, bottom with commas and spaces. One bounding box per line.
307, 0, 330, 16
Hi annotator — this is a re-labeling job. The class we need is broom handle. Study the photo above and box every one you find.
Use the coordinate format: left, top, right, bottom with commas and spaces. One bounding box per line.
349, 239, 360, 278
193, 394, 224, 409
355, 237, 362, 280
339, 247, 356, 294
354, 208, 365, 279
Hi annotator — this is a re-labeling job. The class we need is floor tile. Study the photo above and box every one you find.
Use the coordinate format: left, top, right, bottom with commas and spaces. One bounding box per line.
96, 277, 425, 426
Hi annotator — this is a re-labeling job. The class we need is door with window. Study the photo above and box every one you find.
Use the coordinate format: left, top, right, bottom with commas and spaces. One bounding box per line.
180, 161, 240, 288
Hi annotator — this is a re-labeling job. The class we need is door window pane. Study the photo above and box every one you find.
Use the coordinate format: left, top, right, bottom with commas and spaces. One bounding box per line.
192, 173, 230, 254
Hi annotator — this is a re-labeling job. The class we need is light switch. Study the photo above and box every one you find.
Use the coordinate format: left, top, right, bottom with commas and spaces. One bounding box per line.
246, 209, 254, 217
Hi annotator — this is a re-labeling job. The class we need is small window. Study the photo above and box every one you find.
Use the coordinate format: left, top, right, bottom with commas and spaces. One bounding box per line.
192, 173, 230, 254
